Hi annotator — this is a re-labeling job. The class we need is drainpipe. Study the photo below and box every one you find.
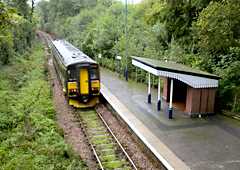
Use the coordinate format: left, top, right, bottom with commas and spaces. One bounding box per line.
157, 77, 161, 111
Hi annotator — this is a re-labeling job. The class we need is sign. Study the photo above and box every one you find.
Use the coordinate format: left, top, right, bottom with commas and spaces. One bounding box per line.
116, 56, 122, 60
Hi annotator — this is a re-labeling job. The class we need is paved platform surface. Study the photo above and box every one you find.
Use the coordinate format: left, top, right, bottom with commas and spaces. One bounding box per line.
100, 68, 240, 170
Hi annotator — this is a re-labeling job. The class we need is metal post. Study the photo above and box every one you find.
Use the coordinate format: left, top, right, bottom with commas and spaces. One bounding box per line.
148, 73, 151, 104
157, 77, 161, 111
135, 67, 138, 82
168, 79, 173, 119
124, 0, 128, 81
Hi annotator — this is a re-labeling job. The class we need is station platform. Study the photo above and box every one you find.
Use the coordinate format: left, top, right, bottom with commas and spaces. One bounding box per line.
100, 68, 240, 170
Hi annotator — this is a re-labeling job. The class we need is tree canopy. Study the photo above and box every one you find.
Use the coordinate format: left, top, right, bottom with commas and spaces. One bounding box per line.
0, 0, 35, 64
37, 0, 240, 112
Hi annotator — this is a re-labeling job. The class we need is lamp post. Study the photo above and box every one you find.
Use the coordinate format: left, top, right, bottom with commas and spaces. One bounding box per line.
124, 0, 128, 81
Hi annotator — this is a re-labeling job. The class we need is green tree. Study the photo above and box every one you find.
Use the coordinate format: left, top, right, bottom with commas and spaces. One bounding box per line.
193, 1, 240, 55
0, 2, 14, 64
36, 0, 240, 114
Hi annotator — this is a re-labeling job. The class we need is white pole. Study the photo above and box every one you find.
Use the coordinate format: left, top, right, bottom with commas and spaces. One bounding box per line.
135, 67, 138, 82
169, 79, 173, 119
169, 79, 173, 108
148, 73, 151, 94
158, 77, 161, 101
124, 0, 128, 81
148, 72, 151, 103
157, 77, 161, 111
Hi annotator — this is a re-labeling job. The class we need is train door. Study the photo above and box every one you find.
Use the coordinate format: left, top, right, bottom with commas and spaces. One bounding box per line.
80, 68, 89, 95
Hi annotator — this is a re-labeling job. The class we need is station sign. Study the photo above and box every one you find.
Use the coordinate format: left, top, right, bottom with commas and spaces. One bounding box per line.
116, 56, 122, 60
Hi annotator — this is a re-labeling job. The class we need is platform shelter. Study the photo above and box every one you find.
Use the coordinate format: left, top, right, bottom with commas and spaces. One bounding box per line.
132, 56, 220, 118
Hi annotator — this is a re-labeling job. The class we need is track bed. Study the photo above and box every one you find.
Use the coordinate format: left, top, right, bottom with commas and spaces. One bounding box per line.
75, 110, 137, 170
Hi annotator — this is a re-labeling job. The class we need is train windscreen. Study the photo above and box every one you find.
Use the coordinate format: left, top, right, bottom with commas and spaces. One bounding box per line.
90, 68, 99, 80
68, 68, 77, 81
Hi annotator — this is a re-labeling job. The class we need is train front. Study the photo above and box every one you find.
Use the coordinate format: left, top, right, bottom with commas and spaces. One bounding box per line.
67, 63, 100, 108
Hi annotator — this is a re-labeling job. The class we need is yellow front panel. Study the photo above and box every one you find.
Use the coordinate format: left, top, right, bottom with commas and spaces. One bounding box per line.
91, 80, 100, 88
68, 82, 77, 90
91, 80, 100, 93
80, 68, 89, 95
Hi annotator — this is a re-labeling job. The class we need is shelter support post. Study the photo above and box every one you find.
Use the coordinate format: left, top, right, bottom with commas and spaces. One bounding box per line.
148, 73, 151, 104
157, 77, 161, 111
135, 67, 138, 82
168, 79, 173, 119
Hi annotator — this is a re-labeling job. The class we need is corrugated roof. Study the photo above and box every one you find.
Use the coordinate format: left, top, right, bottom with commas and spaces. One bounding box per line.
52, 40, 96, 67
132, 57, 219, 88
132, 56, 220, 79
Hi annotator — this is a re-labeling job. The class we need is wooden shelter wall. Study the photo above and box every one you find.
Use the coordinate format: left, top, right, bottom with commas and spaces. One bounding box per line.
163, 77, 169, 101
185, 87, 216, 114
162, 77, 216, 115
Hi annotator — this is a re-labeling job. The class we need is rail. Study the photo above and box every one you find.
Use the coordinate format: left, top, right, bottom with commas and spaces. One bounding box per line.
96, 110, 138, 170
76, 109, 137, 170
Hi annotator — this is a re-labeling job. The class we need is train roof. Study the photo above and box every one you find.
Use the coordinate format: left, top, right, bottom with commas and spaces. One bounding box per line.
52, 39, 96, 67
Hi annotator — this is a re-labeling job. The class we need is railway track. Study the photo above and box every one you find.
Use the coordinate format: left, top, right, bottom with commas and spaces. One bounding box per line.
39, 31, 136, 169
74, 109, 137, 170
39, 31, 161, 170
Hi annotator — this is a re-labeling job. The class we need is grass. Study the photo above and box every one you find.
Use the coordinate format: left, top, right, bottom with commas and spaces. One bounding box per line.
0, 41, 88, 170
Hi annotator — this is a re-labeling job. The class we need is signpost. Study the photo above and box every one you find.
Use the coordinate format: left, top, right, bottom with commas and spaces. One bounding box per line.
116, 56, 122, 75
124, 0, 128, 81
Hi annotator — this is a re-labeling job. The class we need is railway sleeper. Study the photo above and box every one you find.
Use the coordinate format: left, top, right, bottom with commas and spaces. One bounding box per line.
102, 160, 130, 169
98, 149, 116, 156
99, 148, 115, 153
91, 138, 111, 145
95, 143, 116, 150
88, 127, 105, 132
90, 130, 110, 137
91, 136, 111, 143
114, 167, 132, 170
88, 130, 108, 135
84, 113, 97, 118
84, 117, 98, 121
84, 121, 101, 127
87, 124, 103, 129
100, 154, 117, 162
91, 134, 110, 139
83, 118, 99, 123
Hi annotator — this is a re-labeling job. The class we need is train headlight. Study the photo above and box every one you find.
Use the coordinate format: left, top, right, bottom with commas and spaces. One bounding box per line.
68, 82, 77, 94
91, 80, 100, 94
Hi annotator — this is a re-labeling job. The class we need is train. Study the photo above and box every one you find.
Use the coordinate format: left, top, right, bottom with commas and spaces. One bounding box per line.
49, 39, 100, 108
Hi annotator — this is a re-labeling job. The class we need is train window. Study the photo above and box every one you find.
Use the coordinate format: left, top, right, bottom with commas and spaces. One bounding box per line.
90, 68, 99, 80
68, 68, 77, 80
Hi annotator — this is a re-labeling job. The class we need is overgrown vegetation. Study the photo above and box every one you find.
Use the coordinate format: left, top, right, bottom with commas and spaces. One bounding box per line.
0, 0, 36, 65
36, 0, 240, 114
0, 42, 87, 169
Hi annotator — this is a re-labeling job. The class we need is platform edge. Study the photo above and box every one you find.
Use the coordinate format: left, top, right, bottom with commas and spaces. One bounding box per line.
100, 83, 190, 170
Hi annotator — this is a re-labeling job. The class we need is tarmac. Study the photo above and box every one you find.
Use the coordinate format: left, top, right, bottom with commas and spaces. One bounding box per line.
100, 68, 240, 170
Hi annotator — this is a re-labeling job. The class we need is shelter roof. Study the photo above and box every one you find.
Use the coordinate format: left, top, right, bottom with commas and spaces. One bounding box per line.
132, 57, 219, 88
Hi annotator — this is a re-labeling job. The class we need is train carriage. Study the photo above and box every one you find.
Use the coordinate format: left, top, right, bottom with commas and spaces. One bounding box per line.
50, 39, 100, 108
